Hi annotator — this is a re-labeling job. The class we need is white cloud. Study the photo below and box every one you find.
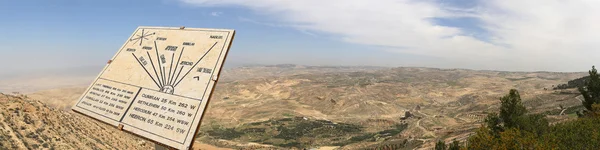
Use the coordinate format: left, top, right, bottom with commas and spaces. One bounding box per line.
237, 17, 319, 37
237, 17, 285, 28
477, 0, 600, 71
181, 0, 600, 71
210, 11, 222, 16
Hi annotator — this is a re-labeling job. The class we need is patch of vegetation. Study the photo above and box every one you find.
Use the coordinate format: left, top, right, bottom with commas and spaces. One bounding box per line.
206, 128, 244, 140
25, 132, 38, 139
461, 68, 600, 150
466, 111, 600, 150
578, 66, 600, 112
377, 124, 408, 136
205, 117, 408, 148
539, 105, 585, 116
554, 76, 590, 90
40, 134, 50, 142
275, 142, 301, 148
35, 127, 44, 133
363, 139, 423, 150
457, 94, 480, 105
273, 119, 361, 140
23, 114, 34, 124
242, 128, 265, 133
334, 123, 409, 146
334, 123, 363, 133
21, 140, 29, 149
435, 139, 461, 150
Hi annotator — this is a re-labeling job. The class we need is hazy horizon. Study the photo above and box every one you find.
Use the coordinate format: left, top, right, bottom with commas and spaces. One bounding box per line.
2, 0, 600, 74
0, 62, 590, 80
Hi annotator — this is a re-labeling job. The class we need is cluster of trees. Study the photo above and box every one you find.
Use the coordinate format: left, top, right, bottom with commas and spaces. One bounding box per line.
435, 66, 600, 150
435, 139, 461, 150
553, 76, 589, 90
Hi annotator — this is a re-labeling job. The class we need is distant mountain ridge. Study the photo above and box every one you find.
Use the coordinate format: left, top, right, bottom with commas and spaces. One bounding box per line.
0, 65, 103, 80
0, 65, 101, 93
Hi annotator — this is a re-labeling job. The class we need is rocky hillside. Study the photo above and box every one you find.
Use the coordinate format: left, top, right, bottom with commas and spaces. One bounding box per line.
0, 93, 154, 150
205, 67, 586, 125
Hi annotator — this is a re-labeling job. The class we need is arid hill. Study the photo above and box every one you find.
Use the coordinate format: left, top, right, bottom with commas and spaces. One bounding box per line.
201, 66, 588, 149
0, 93, 154, 150
218, 64, 386, 82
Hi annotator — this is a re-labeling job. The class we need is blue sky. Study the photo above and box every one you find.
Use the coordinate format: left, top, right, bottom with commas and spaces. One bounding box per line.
1, 0, 600, 75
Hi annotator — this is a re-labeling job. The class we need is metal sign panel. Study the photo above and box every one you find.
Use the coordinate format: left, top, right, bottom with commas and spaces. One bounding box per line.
71, 26, 235, 150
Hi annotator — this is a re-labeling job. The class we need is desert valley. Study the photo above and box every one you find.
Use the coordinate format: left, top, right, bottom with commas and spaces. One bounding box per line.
0, 64, 590, 149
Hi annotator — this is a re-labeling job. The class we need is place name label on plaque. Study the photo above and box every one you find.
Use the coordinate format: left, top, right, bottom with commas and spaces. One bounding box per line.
121, 89, 201, 143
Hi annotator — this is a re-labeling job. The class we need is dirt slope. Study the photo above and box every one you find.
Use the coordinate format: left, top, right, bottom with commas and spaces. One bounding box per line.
0, 93, 154, 150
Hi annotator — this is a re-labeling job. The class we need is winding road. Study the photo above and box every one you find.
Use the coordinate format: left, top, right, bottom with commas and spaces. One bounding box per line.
414, 110, 436, 138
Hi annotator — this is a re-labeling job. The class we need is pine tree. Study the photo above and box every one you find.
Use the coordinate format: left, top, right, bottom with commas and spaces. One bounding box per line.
448, 139, 461, 150
578, 66, 600, 112
484, 112, 503, 136
499, 89, 527, 128
435, 140, 447, 150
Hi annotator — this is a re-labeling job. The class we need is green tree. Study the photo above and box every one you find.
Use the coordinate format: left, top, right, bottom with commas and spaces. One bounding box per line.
499, 89, 527, 128
579, 66, 600, 112
435, 140, 447, 150
466, 127, 498, 150
448, 139, 461, 150
466, 82, 600, 149
542, 114, 600, 149
515, 114, 549, 136
484, 112, 503, 136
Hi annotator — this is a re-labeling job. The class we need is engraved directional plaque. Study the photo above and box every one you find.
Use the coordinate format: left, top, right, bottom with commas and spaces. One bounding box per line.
71, 26, 235, 150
